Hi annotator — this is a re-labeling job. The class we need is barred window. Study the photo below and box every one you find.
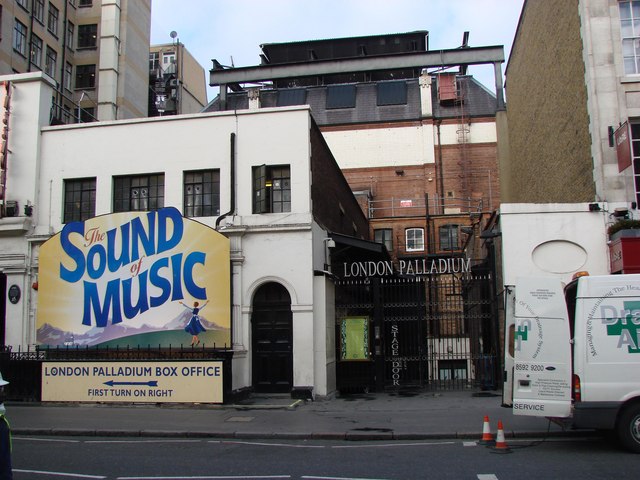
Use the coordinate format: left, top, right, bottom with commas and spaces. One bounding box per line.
184, 169, 220, 217
113, 174, 164, 212
64, 178, 96, 223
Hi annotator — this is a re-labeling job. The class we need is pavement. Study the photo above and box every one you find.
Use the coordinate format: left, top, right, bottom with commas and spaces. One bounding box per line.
6, 389, 595, 441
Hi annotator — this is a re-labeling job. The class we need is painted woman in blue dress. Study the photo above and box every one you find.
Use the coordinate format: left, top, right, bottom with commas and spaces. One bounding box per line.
179, 300, 209, 346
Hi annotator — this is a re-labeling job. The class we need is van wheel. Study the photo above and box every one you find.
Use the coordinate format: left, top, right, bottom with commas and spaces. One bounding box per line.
617, 404, 640, 453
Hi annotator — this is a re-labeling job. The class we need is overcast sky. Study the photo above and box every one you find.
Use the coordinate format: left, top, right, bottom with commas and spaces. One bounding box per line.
150, 0, 525, 103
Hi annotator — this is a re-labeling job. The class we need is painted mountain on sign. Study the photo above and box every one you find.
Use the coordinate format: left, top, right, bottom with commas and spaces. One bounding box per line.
36, 308, 226, 347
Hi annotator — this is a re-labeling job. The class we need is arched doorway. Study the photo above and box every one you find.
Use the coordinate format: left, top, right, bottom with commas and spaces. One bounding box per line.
251, 282, 293, 393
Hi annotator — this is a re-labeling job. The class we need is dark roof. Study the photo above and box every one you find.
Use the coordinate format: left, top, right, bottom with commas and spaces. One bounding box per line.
203, 75, 497, 125
432, 76, 497, 119
260, 31, 429, 64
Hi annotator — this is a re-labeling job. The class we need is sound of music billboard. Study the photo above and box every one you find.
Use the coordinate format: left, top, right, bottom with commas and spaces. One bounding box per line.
36, 207, 230, 348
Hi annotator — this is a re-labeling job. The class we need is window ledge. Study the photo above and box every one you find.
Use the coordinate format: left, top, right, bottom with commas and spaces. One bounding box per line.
620, 75, 640, 84
0, 217, 32, 235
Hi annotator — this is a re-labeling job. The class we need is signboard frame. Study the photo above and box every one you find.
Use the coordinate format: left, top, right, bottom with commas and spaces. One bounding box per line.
41, 360, 224, 403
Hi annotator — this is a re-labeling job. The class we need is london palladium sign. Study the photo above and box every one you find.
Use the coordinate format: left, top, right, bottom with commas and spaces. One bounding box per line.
341, 257, 471, 278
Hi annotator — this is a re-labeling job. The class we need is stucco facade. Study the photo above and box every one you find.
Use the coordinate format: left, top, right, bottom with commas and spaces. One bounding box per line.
0, 73, 369, 397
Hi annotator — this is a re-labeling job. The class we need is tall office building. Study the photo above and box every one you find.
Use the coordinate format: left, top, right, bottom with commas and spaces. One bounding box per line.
0, 0, 151, 122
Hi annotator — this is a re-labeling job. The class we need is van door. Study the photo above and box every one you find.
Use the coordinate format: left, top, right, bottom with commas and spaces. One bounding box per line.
502, 285, 516, 407
512, 277, 572, 418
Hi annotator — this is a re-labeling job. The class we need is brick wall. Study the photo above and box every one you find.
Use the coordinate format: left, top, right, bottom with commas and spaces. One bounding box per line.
310, 122, 370, 239
504, 0, 595, 202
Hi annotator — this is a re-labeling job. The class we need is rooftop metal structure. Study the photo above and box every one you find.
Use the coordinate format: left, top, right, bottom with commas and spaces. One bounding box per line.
210, 45, 506, 110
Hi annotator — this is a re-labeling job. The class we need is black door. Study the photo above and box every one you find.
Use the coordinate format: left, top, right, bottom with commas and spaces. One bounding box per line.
251, 282, 293, 393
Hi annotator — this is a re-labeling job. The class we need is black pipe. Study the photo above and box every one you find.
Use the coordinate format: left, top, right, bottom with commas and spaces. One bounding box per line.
215, 132, 236, 229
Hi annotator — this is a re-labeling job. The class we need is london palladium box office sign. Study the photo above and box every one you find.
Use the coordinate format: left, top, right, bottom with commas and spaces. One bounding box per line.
36, 207, 230, 403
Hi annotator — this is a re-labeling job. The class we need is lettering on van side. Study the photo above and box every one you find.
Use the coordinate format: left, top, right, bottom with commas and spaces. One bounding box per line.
602, 301, 640, 353
513, 402, 544, 411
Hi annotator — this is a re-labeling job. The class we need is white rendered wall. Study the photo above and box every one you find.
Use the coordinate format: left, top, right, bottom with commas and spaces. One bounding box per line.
0, 75, 339, 395
436, 121, 497, 146
323, 125, 435, 169
0, 73, 56, 348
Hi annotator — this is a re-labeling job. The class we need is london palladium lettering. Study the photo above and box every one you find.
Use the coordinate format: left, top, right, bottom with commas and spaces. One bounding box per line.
342, 257, 471, 278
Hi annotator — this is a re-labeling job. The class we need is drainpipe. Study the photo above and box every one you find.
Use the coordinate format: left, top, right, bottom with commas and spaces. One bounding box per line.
58, 0, 69, 121
436, 119, 444, 215
216, 132, 236, 229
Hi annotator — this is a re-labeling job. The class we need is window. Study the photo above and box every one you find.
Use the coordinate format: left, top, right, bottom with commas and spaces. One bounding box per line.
621, 1, 640, 74
45, 46, 57, 78
252, 165, 291, 213
377, 80, 407, 105
75, 64, 95, 89
183, 170, 220, 217
67, 22, 75, 50
79, 0, 93, 6
405, 228, 424, 252
62, 105, 72, 124
326, 84, 356, 109
629, 122, 640, 207
162, 52, 176, 66
149, 52, 159, 71
78, 106, 95, 123
113, 174, 165, 212
277, 88, 307, 106
64, 62, 73, 90
16, 0, 29, 11
30, 35, 43, 68
64, 178, 96, 223
439, 224, 459, 251
374, 229, 393, 252
77, 24, 97, 48
13, 20, 27, 56
438, 360, 467, 381
48, 3, 59, 37
34, 0, 44, 22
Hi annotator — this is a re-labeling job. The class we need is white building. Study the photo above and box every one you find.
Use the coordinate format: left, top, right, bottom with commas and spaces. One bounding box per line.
0, 72, 371, 398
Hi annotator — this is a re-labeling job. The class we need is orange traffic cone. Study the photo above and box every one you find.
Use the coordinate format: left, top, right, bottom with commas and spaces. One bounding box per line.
479, 415, 494, 445
490, 420, 512, 453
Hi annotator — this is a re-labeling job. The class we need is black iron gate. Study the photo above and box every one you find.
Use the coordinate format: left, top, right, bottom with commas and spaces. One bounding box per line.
335, 271, 497, 393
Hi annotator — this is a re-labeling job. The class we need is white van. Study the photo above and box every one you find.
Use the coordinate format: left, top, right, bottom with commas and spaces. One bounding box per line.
503, 274, 640, 452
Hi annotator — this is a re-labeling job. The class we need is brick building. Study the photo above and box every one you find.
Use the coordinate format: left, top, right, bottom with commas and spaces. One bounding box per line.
206, 32, 506, 390
206, 32, 504, 265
